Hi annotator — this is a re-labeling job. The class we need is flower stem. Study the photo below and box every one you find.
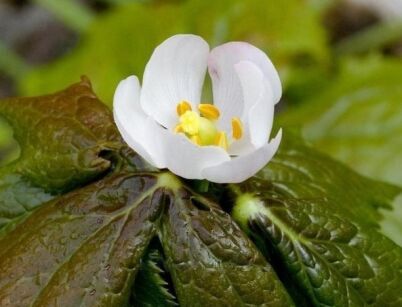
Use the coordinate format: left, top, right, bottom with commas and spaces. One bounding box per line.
194, 180, 210, 193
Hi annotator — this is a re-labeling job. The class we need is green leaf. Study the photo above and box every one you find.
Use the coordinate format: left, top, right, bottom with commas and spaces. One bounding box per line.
0, 174, 52, 237
0, 78, 126, 234
253, 132, 400, 227
19, 0, 328, 105
0, 173, 164, 306
160, 185, 294, 306
131, 248, 178, 307
279, 56, 402, 186
2, 77, 401, 305
232, 132, 402, 306
0, 77, 122, 192
0, 170, 294, 306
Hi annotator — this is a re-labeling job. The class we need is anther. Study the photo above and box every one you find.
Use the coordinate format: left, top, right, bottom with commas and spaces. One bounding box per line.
198, 104, 220, 120
231, 117, 243, 140
174, 124, 183, 133
177, 100, 192, 116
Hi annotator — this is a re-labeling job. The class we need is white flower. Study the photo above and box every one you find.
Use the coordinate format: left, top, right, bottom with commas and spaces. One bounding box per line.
113, 34, 282, 183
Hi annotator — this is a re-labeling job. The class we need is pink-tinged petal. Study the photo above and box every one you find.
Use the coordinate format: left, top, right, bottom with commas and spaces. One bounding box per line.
113, 76, 166, 168
162, 133, 230, 180
208, 42, 281, 132
235, 61, 275, 148
202, 129, 282, 183
140, 34, 210, 129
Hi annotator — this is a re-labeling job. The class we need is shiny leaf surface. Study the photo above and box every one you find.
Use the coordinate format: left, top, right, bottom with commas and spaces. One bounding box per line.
1, 79, 401, 306
0, 173, 164, 307
279, 56, 402, 245
0, 78, 129, 234
161, 187, 294, 306
232, 132, 402, 306
0, 77, 122, 192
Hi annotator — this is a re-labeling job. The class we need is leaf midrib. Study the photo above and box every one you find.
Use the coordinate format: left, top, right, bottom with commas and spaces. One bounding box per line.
260, 204, 367, 305
30, 179, 159, 306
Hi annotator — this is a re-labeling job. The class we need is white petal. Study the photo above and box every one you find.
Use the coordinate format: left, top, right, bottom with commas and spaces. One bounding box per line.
208, 46, 244, 132
162, 134, 230, 180
140, 34, 210, 129
208, 42, 281, 132
228, 130, 255, 156
228, 61, 275, 155
202, 129, 282, 183
235, 61, 275, 149
113, 76, 166, 168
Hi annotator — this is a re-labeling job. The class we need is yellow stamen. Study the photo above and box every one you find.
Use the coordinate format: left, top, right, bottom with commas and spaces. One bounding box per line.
176, 100, 192, 116
174, 100, 237, 151
215, 131, 228, 150
231, 117, 243, 140
198, 104, 220, 120
191, 135, 201, 146
179, 111, 200, 136
174, 124, 183, 133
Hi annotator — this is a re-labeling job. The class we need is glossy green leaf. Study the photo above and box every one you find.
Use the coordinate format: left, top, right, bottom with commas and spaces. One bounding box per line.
249, 132, 400, 227
0, 173, 164, 307
0, 173, 52, 237
0, 77, 123, 192
20, 0, 328, 105
160, 186, 294, 306
278, 56, 402, 247
232, 132, 402, 306
279, 56, 402, 186
0, 170, 294, 306
0, 78, 127, 235
2, 77, 401, 306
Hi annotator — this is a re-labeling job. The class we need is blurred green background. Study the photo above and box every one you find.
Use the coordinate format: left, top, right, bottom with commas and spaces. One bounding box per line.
0, 0, 401, 187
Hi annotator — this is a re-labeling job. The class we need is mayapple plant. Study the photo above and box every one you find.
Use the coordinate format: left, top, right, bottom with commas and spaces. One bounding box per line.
0, 35, 401, 307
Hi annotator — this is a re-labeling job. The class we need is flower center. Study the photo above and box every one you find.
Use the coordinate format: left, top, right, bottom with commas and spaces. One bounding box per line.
174, 100, 243, 150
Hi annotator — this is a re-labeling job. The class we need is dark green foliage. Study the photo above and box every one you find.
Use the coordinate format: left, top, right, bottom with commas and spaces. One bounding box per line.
0, 78, 123, 237
160, 188, 293, 306
232, 132, 402, 306
0, 77, 122, 193
0, 81, 401, 306
0, 173, 164, 306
